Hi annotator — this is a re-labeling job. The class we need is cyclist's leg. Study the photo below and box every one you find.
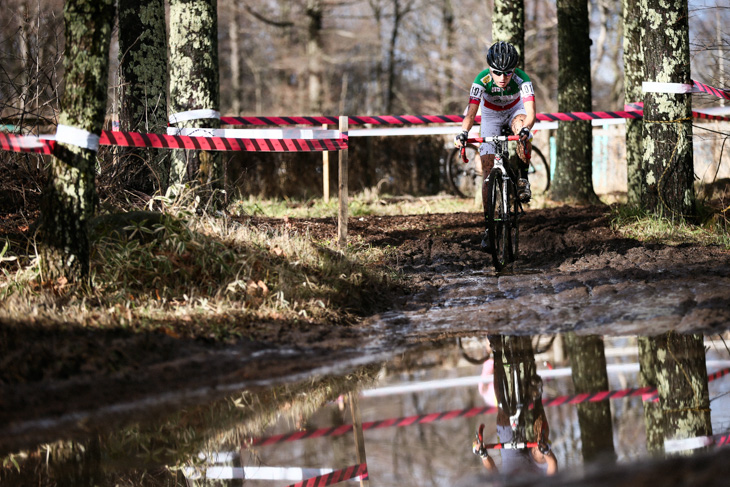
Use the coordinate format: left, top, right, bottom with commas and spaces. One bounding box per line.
479, 111, 503, 247
510, 112, 532, 201
510, 113, 531, 179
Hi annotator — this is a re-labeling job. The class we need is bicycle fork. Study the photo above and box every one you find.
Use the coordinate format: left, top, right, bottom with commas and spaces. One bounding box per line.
493, 153, 511, 224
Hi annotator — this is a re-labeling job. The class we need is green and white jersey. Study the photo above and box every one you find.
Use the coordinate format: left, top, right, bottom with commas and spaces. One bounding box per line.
468, 68, 535, 111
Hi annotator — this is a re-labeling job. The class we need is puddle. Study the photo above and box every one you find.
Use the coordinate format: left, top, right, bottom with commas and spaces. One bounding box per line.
3, 333, 730, 486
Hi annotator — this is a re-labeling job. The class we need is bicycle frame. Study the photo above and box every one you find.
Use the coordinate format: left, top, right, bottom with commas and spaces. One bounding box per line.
460, 135, 522, 214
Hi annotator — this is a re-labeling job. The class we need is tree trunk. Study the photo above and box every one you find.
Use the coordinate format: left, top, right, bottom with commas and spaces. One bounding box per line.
117, 0, 169, 193
638, 336, 664, 455
493, 0, 525, 69
169, 0, 222, 197
306, 0, 324, 114
565, 333, 617, 464
654, 332, 712, 455
229, 3, 241, 116
623, 0, 644, 206
39, 0, 114, 281
440, 0, 456, 113
640, 0, 694, 218
551, 0, 600, 204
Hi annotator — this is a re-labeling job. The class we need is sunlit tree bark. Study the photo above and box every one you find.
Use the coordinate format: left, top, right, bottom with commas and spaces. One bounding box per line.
551, 0, 600, 204
623, 0, 644, 206
440, 0, 457, 113
169, 0, 222, 197
565, 333, 616, 464
640, 0, 694, 217
493, 0, 525, 68
117, 0, 169, 193
39, 0, 114, 281
385, 0, 414, 114
306, 0, 324, 114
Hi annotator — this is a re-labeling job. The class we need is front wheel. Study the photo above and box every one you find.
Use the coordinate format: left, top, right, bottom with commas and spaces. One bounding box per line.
485, 169, 513, 271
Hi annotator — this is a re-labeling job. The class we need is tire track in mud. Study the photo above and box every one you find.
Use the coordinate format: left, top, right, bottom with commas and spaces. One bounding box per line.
360, 205, 730, 339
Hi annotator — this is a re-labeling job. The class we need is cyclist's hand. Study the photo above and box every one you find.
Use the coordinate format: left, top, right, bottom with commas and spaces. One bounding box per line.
455, 130, 468, 148
518, 127, 531, 142
472, 440, 489, 458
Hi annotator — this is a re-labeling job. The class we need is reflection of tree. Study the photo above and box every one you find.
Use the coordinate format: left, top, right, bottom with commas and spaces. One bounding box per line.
639, 336, 664, 455
654, 332, 712, 456
565, 333, 616, 464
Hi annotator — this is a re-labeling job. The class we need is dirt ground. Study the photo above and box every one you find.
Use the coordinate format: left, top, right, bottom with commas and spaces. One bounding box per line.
1, 204, 730, 456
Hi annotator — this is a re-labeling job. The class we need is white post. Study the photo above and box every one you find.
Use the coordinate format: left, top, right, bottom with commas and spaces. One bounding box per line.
338, 116, 348, 248
322, 124, 330, 202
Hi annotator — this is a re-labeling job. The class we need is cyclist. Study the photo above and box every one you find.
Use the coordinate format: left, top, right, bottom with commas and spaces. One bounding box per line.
455, 41, 536, 247
473, 336, 558, 478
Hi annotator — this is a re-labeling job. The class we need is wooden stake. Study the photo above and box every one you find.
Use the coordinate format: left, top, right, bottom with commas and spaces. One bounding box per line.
347, 391, 369, 487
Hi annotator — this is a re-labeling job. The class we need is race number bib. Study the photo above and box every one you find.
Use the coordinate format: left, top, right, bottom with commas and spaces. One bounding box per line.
521, 82, 534, 98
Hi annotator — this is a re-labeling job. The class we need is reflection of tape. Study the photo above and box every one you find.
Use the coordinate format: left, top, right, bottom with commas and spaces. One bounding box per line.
664, 436, 714, 453
55, 124, 100, 151
643, 82, 694, 94
284, 464, 368, 487
169, 109, 221, 125
246, 366, 730, 448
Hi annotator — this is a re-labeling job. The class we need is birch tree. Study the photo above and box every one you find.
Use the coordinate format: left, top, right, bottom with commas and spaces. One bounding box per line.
493, 0, 525, 66
640, 0, 694, 218
117, 0, 169, 193
39, 0, 114, 281
168, 0, 222, 197
550, 0, 600, 204
623, 0, 644, 206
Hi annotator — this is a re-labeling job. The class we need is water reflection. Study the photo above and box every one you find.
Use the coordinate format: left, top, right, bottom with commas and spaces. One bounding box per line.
470, 336, 558, 481
2, 334, 730, 486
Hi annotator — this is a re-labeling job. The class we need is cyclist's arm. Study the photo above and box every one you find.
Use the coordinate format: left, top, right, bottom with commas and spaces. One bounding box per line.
481, 453, 497, 473
523, 99, 536, 131
461, 102, 479, 133
545, 451, 558, 475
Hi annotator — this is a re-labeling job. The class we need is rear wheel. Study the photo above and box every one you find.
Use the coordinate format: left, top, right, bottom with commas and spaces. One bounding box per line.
447, 144, 480, 197
528, 146, 550, 194
485, 169, 512, 271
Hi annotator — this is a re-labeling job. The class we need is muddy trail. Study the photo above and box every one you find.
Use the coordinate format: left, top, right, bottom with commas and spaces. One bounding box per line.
2, 205, 730, 455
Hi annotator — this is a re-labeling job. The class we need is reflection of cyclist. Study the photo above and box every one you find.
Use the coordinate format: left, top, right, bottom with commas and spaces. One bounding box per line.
455, 41, 536, 246
474, 337, 558, 477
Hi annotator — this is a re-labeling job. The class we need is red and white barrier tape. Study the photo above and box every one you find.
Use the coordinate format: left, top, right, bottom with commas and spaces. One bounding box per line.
246, 366, 730, 448
0, 130, 348, 154
283, 463, 368, 487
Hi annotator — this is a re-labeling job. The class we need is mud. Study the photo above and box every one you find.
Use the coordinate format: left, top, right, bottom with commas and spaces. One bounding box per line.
1, 204, 730, 455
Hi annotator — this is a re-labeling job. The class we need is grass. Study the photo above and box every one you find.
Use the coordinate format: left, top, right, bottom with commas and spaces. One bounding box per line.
610, 203, 730, 248
229, 189, 481, 219
0, 193, 404, 341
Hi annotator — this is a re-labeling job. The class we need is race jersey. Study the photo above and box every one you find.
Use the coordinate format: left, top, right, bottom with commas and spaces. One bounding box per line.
468, 68, 535, 111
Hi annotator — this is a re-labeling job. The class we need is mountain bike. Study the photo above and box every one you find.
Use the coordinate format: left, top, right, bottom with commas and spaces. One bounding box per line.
459, 129, 526, 271
447, 135, 549, 199
472, 335, 550, 457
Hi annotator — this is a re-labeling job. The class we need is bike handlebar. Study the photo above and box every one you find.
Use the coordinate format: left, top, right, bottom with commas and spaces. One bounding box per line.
468, 136, 520, 143
459, 135, 523, 163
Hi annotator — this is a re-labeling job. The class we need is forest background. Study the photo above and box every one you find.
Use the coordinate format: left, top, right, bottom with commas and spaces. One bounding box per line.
0, 0, 727, 202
